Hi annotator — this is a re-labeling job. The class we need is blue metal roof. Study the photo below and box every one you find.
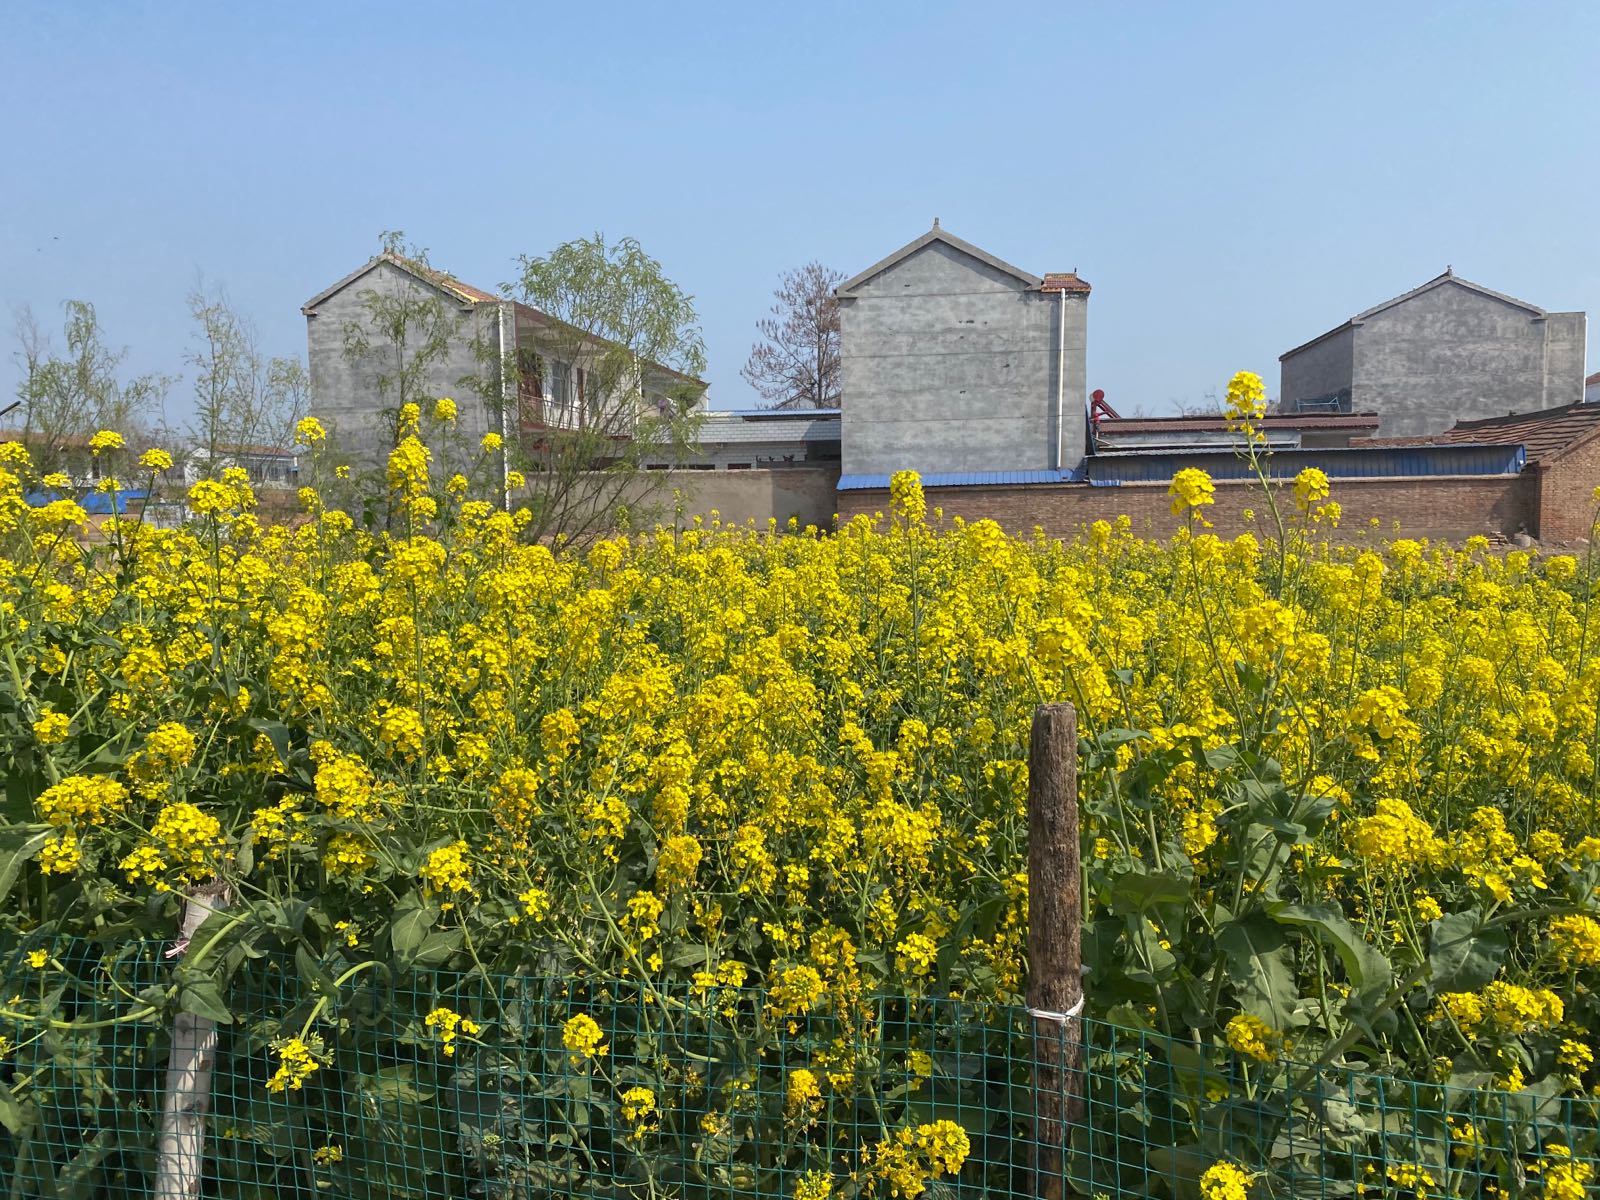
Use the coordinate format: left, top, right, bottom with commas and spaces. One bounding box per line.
837, 468, 1083, 491
27, 489, 149, 514
1085, 443, 1526, 483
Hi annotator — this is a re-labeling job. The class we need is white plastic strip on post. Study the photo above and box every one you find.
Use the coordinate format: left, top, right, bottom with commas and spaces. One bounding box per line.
1026, 994, 1086, 1024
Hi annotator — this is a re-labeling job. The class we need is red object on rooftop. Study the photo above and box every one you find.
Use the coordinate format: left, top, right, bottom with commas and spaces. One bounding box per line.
1089, 389, 1120, 423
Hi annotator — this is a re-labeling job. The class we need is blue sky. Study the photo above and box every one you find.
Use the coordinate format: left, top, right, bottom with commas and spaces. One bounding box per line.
2, 2, 1597, 421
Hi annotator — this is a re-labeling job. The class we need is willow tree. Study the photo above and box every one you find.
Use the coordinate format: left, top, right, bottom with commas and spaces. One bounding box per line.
478, 234, 706, 543
10, 301, 167, 478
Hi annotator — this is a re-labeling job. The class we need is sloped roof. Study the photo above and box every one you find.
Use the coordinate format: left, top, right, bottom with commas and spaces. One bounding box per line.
1586, 371, 1600, 386
1040, 272, 1092, 295
1430, 403, 1600, 464
699, 413, 841, 445
836, 224, 1044, 296
1281, 270, 1549, 360
302, 251, 502, 314
1098, 413, 1380, 434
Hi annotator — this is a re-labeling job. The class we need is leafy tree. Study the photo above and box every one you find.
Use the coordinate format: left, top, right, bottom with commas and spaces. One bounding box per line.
741, 262, 844, 410
186, 280, 309, 481
487, 233, 707, 543
9, 301, 168, 478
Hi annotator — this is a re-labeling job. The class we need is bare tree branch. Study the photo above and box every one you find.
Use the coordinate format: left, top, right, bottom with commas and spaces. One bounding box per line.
741, 262, 844, 410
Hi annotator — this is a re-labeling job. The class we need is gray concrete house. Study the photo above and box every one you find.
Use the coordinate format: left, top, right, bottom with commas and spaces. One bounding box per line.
1279, 270, 1587, 438
835, 224, 1089, 479
302, 252, 705, 475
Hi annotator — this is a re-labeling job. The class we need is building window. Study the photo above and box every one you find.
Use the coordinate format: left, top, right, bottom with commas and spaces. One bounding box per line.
547, 360, 573, 423
580, 367, 607, 422
726, 462, 752, 470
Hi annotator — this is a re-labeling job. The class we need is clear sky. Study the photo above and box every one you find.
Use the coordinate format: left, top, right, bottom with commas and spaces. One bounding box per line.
2, 1, 1597, 422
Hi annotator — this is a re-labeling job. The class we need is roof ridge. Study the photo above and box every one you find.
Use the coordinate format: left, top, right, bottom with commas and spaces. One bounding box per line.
836, 226, 1044, 296
1450, 402, 1587, 431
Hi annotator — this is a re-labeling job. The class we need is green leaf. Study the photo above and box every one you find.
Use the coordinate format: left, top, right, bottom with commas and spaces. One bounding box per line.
0, 1083, 29, 1135
388, 891, 436, 959
180, 902, 243, 972
246, 718, 292, 769
0, 824, 56, 905
668, 942, 709, 969
179, 978, 235, 1025
295, 943, 338, 995
1428, 909, 1508, 993
1145, 1142, 1211, 1200
413, 928, 463, 967
1110, 868, 1192, 913
1216, 914, 1298, 1028
1269, 902, 1393, 1006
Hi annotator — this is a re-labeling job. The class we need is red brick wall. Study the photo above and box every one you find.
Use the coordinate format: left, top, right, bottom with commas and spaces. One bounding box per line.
837, 475, 1538, 544
1536, 438, 1600, 545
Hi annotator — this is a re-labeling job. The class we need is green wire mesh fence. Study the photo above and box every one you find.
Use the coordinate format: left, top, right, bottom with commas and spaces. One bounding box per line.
1, 943, 1597, 1199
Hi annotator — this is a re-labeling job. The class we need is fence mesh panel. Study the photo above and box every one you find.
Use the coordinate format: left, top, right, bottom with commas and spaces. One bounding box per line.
1, 946, 1595, 1199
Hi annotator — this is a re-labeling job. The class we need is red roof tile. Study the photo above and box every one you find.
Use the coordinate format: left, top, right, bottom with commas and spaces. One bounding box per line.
1356, 404, 1600, 464
1040, 272, 1092, 294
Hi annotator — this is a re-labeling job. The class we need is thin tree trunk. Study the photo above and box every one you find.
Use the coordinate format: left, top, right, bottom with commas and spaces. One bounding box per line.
154, 883, 230, 1200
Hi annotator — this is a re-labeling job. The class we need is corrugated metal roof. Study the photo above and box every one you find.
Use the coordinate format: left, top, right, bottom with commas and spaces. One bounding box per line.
837, 468, 1083, 491
27, 489, 149, 514
1086, 443, 1526, 483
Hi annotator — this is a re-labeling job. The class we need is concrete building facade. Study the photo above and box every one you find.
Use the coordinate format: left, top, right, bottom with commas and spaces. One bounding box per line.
303, 255, 510, 476
1279, 271, 1587, 438
835, 225, 1089, 478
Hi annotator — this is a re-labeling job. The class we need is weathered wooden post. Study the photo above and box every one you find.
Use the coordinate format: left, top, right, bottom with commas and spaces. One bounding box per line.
1027, 702, 1082, 1200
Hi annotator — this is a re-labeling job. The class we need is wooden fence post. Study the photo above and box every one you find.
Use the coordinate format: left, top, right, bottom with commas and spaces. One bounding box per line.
1027, 702, 1082, 1200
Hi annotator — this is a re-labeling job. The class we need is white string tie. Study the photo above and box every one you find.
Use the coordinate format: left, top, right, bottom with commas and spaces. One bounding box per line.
1026, 995, 1085, 1024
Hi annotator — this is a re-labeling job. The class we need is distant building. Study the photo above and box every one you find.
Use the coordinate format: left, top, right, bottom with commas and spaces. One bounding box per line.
1279, 270, 1587, 438
184, 444, 298, 489
835, 224, 1089, 480
1586, 371, 1600, 404
679, 409, 841, 471
301, 252, 706, 474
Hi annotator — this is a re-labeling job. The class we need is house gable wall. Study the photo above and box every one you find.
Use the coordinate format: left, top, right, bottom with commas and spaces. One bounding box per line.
1353, 282, 1549, 438
1280, 325, 1355, 411
839, 241, 1084, 476
305, 260, 505, 478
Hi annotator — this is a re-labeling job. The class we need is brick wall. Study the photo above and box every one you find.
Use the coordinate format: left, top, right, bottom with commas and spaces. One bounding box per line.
1535, 437, 1600, 544
837, 474, 1538, 544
